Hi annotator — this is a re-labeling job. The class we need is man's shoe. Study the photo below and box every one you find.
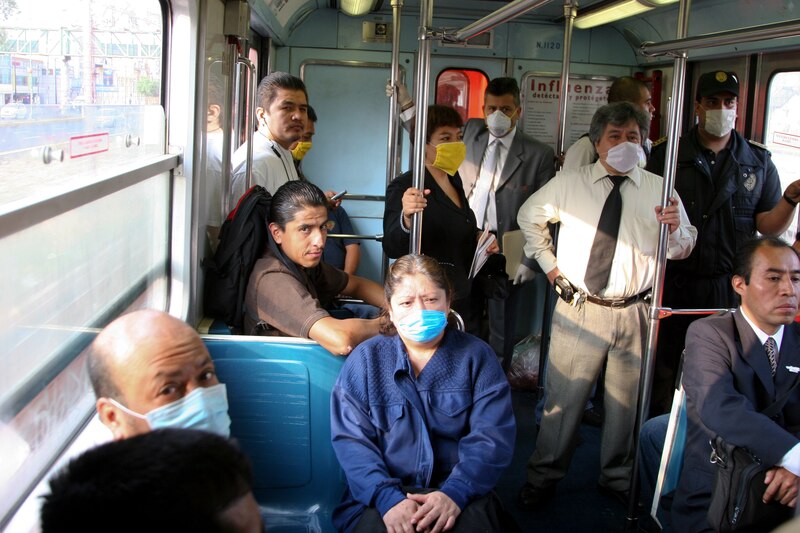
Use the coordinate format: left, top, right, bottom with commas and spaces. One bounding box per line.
517, 483, 556, 510
582, 406, 603, 427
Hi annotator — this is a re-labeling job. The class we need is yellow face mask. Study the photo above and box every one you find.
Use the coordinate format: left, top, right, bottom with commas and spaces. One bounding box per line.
430, 141, 467, 176
291, 141, 313, 161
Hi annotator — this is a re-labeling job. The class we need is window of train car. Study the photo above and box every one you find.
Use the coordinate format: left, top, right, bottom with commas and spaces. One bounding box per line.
436, 69, 488, 122
765, 71, 800, 244
0, 0, 167, 526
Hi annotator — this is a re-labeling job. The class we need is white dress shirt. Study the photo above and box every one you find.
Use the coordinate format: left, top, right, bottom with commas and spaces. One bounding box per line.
231, 131, 299, 204
562, 135, 597, 171
517, 161, 697, 298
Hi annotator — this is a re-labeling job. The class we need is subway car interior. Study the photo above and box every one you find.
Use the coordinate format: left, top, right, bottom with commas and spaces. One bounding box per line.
2, 0, 800, 530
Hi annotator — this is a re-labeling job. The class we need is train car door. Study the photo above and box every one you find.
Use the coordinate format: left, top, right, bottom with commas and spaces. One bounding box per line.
752, 52, 800, 244
429, 56, 504, 119
290, 49, 415, 283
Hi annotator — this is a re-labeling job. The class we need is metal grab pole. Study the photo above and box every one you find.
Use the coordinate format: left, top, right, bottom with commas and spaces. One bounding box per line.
238, 57, 257, 192
626, 0, 691, 529
556, 1, 577, 159
409, 0, 433, 254
452, 0, 555, 42
641, 19, 800, 57
386, 0, 403, 185
537, 0, 577, 431
221, 41, 237, 215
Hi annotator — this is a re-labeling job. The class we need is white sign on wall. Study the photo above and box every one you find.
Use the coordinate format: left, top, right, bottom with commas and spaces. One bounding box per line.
521, 74, 614, 152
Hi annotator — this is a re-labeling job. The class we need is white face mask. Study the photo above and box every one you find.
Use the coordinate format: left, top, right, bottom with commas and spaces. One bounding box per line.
703, 108, 736, 137
604, 141, 646, 174
486, 110, 513, 137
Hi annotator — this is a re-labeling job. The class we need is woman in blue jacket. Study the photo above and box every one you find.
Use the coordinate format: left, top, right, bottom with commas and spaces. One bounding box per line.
330, 254, 516, 532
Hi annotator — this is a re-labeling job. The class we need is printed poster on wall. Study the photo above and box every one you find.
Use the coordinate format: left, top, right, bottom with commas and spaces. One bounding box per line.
521, 74, 615, 153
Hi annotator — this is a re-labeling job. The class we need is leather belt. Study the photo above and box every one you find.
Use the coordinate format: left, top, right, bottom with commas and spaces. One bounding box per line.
585, 291, 650, 309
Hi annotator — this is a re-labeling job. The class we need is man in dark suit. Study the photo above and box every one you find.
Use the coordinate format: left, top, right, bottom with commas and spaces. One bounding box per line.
457, 77, 556, 363
673, 236, 800, 532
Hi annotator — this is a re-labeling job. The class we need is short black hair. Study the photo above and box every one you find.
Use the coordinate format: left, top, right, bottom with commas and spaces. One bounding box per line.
733, 236, 796, 284
257, 71, 308, 110
486, 77, 520, 107
608, 77, 648, 104
425, 104, 463, 143
270, 180, 329, 230
307, 105, 317, 123
40, 429, 255, 533
589, 102, 650, 145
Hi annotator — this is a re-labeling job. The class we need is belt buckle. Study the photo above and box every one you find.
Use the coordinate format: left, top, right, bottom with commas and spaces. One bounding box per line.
609, 298, 627, 309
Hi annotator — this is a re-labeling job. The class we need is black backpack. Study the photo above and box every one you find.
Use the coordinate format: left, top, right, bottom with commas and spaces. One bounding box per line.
203, 185, 272, 331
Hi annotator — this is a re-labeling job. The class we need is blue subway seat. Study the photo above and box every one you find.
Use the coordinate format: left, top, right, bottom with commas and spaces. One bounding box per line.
204, 336, 346, 533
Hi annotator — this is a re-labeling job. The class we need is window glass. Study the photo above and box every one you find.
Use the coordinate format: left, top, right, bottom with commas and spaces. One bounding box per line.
435, 69, 489, 122
0, 0, 164, 210
0, 0, 167, 524
764, 71, 800, 243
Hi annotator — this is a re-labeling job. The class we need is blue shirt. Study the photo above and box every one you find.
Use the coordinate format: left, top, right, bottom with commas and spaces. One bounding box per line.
322, 206, 358, 271
330, 330, 515, 531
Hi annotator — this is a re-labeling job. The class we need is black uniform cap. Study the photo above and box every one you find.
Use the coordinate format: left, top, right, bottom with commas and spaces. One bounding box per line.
696, 71, 739, 100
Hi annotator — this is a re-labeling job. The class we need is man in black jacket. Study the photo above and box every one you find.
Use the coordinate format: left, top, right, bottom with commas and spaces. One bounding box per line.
647, 70, 800, 414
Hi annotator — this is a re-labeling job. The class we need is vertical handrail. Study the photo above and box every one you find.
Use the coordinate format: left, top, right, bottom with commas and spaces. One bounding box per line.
555, 1, 577, 160
386, 0, 404, 186
627, 0, 691, 529
409, 0, 433, 254
237, 56, 257, 191
384, 0, 404, 280
221, 40, 238, 215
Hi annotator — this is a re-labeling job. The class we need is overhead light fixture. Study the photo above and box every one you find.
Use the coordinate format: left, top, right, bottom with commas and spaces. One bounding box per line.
574, 0, 679, 30
339, 0, 381, 17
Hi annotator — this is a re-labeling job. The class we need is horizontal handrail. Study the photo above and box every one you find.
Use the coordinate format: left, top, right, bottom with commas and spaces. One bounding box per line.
328, 233, 383, 242
640, 19, 800, 56
0, 153, 179, 239
449, 0, 556, 42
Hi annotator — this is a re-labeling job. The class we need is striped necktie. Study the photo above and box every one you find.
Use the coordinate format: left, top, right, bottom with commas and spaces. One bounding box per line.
765, 337, 778, 378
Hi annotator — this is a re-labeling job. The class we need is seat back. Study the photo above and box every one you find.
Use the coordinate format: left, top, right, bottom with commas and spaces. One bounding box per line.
205, 337, 345, 533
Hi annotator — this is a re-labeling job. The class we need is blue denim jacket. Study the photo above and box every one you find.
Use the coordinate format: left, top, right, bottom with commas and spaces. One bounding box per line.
330, 330, 516, 532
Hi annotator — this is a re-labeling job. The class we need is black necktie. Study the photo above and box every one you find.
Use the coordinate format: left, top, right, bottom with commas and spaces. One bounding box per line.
765, 337, 778, 377
585, 175, 626, 295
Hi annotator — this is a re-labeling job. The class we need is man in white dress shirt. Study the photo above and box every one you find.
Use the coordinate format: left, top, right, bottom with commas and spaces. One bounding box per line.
516, 102, 697, 509
231, 72, 307, 202
562, 76, 656, 171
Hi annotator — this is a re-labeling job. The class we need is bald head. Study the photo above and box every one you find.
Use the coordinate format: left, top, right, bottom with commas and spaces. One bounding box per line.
89, 310, 220, 439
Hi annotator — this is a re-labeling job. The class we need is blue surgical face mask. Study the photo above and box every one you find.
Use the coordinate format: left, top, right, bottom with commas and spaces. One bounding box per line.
395, 309, 448, 343
109, 383, 231, 438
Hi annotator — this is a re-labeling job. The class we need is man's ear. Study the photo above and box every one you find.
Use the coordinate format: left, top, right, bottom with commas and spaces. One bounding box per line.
269, 222, 283, 245
732, 274, 746, 298
96, 398, 127, 440
207, 104, 221, 121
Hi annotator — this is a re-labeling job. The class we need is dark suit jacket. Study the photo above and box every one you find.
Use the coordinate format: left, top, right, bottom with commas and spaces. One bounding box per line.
458, 119, 555, 270
673, 310, 800, 532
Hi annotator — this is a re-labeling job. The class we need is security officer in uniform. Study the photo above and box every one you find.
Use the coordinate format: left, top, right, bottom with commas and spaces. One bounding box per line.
646, 70, 800, 415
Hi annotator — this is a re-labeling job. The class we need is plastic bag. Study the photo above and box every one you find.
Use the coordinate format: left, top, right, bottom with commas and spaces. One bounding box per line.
506, 334, 540, 391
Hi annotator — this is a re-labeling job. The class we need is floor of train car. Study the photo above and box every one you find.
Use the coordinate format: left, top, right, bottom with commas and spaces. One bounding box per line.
498, 390, 653, 533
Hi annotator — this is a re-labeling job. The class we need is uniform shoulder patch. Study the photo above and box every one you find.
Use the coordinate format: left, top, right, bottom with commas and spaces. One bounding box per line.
652, 136, 668, 147
747, 139, 769, 151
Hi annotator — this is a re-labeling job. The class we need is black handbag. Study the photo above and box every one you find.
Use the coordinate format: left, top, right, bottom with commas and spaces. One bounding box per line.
707, 373, 800, 532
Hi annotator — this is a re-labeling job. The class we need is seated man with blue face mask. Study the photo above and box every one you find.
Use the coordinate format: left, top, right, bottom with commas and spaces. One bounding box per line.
88, 309, 231, 440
